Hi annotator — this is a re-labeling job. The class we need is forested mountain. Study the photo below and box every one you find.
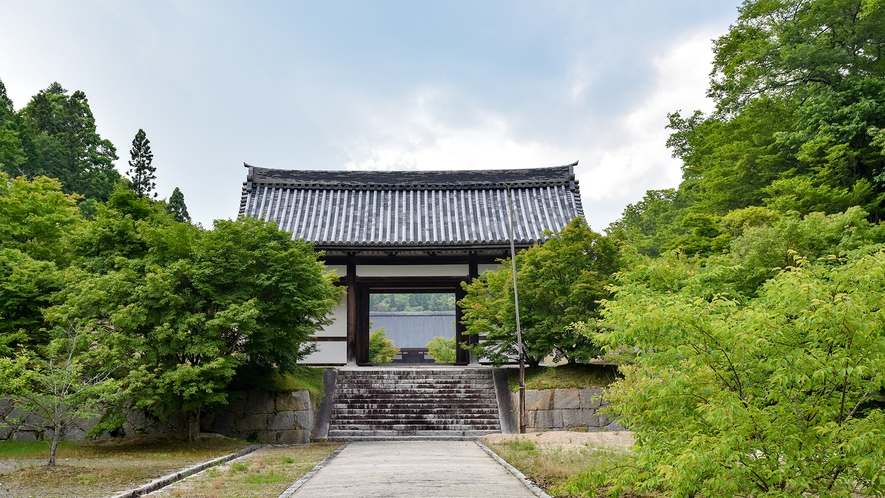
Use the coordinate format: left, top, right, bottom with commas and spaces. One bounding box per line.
571, 1, 885, 496
611, 0, 885, 257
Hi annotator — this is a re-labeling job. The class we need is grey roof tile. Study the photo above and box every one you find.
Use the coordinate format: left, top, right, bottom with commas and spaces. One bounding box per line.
239, 163, 584, 249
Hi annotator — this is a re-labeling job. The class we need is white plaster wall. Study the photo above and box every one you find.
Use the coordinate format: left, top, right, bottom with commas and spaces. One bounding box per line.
316, 302, 347, 338
477, 263, 501, 275
301, 341, 347, 365
356, 264, 469, 277
325, 264, 347, 278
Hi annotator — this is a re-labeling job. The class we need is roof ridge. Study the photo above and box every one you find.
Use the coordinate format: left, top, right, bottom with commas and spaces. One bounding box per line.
244, 163, 578, 191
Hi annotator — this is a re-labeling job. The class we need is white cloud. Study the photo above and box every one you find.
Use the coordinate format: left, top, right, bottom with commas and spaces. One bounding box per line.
339, 27, 720, 231
577, 27, 719, 229
340, 87, 581, 173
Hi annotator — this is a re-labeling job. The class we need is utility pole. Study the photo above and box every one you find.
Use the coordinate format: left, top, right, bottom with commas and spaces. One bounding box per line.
506, 185, 526, 434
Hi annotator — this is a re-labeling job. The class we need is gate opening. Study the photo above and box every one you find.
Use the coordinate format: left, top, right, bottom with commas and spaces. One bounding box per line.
368, 293, 456, 364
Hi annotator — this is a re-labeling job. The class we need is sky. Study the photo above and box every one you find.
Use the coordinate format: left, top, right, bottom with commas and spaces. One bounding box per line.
0, 1, 742, 231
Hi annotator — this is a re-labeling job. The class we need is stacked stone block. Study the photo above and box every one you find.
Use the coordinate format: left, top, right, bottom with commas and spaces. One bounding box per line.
0, 389, 314, 444
512, 388, 625, 432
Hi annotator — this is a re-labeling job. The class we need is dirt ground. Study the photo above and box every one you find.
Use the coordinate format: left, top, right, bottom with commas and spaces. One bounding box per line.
484, 431, 634, 452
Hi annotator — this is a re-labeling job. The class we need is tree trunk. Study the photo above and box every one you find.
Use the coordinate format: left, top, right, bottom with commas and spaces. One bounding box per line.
48, 424, 65, 466
187, 408, 201, 442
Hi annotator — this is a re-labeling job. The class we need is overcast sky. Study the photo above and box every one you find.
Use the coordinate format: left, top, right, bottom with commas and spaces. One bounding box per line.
1, 1, 741, 231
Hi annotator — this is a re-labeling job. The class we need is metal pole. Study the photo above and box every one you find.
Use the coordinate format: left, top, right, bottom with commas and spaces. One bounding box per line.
506, 185, 526, 434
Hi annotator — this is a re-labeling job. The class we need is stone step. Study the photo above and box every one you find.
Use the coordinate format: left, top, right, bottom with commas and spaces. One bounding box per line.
327, 368, 501, 439
338, 382, 495, 391
335, 384, 495, 390
333, 405, 496, 412
329, 424, 501, 432
332, 394, 495, 401
331, 403, 497, 410
329, 427, 501, 437
338, 390, 496, 394
332, 402, 498, 409
332, 413, 498, 419
327, 430, 500, 441
337, 379, 493, 384
335, 386, 493, 396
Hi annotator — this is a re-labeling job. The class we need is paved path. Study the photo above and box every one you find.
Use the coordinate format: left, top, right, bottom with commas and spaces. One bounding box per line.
289, 441, 538, 497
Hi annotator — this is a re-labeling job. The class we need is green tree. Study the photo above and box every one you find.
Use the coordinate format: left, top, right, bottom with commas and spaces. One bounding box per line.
460, 218, 619, 366
0, 173, 83, 263
654, 0, 885, 232
51, 215, 341, 441
0, 174, 82, 353
16, 82, 120, 202
126, 129, 156, 199
0, 326, 128, 466
166, 186, 190, 222
368, 327, 399, 363
607, 188, 687, 257
0, 78, 26, 173
583, 248, 885, 497
426, 336, 456, 364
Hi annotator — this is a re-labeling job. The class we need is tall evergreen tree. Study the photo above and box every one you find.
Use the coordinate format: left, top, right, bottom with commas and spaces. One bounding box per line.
127, 129, 156, 199
0, 78, 26, 174
167, 186, 190, 222
18, 82, 120, 202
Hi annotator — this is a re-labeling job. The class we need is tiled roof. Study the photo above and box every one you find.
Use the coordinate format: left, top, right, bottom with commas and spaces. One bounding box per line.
238, 163, 584, 249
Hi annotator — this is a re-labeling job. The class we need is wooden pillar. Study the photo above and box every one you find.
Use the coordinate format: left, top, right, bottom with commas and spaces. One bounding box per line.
345, 258, 357, 365
356, 286, 370, 365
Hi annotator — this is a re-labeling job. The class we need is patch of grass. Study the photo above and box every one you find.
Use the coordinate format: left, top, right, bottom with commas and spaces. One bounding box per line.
243, 471, 284, 484
486, 439, 628, 497
0, 440, 60, 457
0, 433, 252, 498
269, 367, 326, 400
153, 443, 341, 498
229, 366, 327, 406
228, 461, 250, 474
76, 473, 97, 485
506, 364, 620, 392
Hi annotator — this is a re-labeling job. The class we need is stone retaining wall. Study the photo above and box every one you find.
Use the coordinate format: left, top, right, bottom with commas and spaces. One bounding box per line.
0, 389, 314, 444
512, 388, 625, 432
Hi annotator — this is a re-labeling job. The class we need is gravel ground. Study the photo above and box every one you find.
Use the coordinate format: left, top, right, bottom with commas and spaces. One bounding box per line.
484, 431, 634, 452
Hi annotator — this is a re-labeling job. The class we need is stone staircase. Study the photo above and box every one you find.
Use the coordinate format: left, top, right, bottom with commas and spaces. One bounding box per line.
325, 367, 503, 440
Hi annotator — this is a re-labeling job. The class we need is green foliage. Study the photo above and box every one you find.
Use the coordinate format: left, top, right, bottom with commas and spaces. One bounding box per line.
607, 188, 688, 257
0, 173, 83, 262
15, 83, 121, 202
166, 186, 190, 223
0, 249, 61, 354
126, 129, 156, 199
0, 79, 26, 174
368, 327, 398, 364
460, 218, 619, 366
0, 326, 129, 465
615, 0, 885, 254
593, 248, 885, 497
425, 336, 456, 363
0, 174, 81, 353
49, 214, 342, 439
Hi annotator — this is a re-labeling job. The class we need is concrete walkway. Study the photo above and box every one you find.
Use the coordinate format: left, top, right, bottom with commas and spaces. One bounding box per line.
288, 441, 539, 497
